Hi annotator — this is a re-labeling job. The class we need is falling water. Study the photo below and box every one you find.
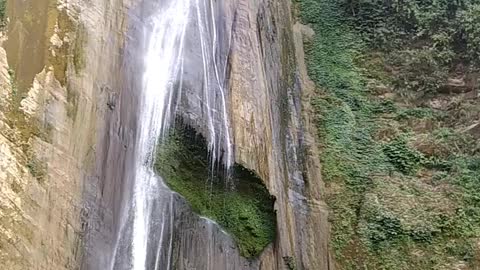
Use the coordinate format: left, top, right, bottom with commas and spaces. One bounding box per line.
108, 0, 234, 269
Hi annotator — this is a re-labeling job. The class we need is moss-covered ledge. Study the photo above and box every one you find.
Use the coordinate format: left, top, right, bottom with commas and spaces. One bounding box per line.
154, 124, 277, 258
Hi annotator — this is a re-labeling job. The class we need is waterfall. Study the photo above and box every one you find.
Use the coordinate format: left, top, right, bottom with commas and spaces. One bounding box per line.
108, 0, 233, 269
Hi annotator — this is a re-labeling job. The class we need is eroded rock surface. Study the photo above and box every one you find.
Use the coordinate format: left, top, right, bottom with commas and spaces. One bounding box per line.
0, 0, 332, 269
178, 1, 332, 269
0, 0, 134, 269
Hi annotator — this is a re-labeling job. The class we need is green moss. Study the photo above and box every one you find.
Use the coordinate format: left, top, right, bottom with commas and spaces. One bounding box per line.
3, 67, 51, 187
154, 125, 276, 258
0, 0, 6, 27
283, 256, 297, 270
26, 158, 47, 184
66, 85, 79, 119
73, 25, 87, 74
4, 69, 51, 148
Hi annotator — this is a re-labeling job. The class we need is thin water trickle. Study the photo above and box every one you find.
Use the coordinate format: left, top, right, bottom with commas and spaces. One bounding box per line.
108, 0, 234, 269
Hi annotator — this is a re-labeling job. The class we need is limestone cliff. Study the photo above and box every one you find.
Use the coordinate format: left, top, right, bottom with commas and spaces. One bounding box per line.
0, 0, 332, 269
173, 1, 332, 268
223, 1, 332, 268
0, 0, 134, 268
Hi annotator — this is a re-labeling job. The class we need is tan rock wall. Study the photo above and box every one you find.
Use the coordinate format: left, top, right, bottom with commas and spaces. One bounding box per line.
227, 1, 333, 269
0, 0, 333, 269
0, 0, 134, 269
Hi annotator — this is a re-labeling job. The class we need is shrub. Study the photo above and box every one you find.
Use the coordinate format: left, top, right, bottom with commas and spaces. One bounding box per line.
383, 136, 424, 174
365, 212, 403, 246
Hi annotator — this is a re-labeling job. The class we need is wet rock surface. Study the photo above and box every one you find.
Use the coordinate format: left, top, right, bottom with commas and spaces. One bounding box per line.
0, 0, 332, 269
154, 123, 277, 259
170, 0, 332, 268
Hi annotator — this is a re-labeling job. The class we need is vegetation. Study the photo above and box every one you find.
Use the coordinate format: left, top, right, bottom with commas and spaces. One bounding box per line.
296, 0, 480, 268
3, 69, 50, 184
283, 256, 297, 270
0, 0, 6, 27
154, 124, 276, 258
343, 0, 480, 95
26, 158, 47, 184
382, 135, 424, 175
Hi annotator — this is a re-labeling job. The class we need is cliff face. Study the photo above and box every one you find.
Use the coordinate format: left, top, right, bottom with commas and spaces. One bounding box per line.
0, 0, 134, 269
223, 1, 332, 268
0, 0, 332, 269
181, 0, 332, 268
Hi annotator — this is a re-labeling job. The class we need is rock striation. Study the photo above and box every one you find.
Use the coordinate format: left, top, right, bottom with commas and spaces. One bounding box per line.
0, 0, 333, 269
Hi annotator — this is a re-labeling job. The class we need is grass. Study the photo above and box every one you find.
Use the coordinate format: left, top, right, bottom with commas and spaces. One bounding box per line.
154, 125, 276, 258
297, 0, 480, 268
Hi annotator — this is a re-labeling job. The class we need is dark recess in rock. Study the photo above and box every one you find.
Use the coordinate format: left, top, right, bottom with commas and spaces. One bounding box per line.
154, 118, 277, 258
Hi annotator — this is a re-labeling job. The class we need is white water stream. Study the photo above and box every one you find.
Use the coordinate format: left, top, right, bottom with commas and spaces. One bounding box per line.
109, 0, 233, 269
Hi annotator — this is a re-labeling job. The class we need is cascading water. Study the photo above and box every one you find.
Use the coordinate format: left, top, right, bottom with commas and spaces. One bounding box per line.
108, 0, 234, 269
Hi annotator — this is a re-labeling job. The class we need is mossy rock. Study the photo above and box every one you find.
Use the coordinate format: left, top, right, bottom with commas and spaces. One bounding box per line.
154, 123, 276, 258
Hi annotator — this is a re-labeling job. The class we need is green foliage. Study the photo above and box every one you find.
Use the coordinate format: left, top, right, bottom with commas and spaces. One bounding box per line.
446, 240, 476, 261
343, 0, 418, 47
0, 0, 6, 27
364, 211, 403, 246
394, 107, 437, 120
283, 256, 297, 270
433, 128, 479, 155
461, 4, 480, 66
300, 0, 391, 257
343, 0, 477, 51
26, 158, 47, 184
383, 136, 424, 174
155, 126, 276, 258
298, 0, 480, 268
387, 48, 448, 94
8, 68, 17, 97
339, 0, 480, 94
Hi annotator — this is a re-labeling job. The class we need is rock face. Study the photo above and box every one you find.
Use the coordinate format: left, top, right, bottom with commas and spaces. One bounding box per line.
0, 0, 136, 269
220, 1, 332, 269
0, 0, 332, 269
176, 1, 332, 268
0, 1, 92, 269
